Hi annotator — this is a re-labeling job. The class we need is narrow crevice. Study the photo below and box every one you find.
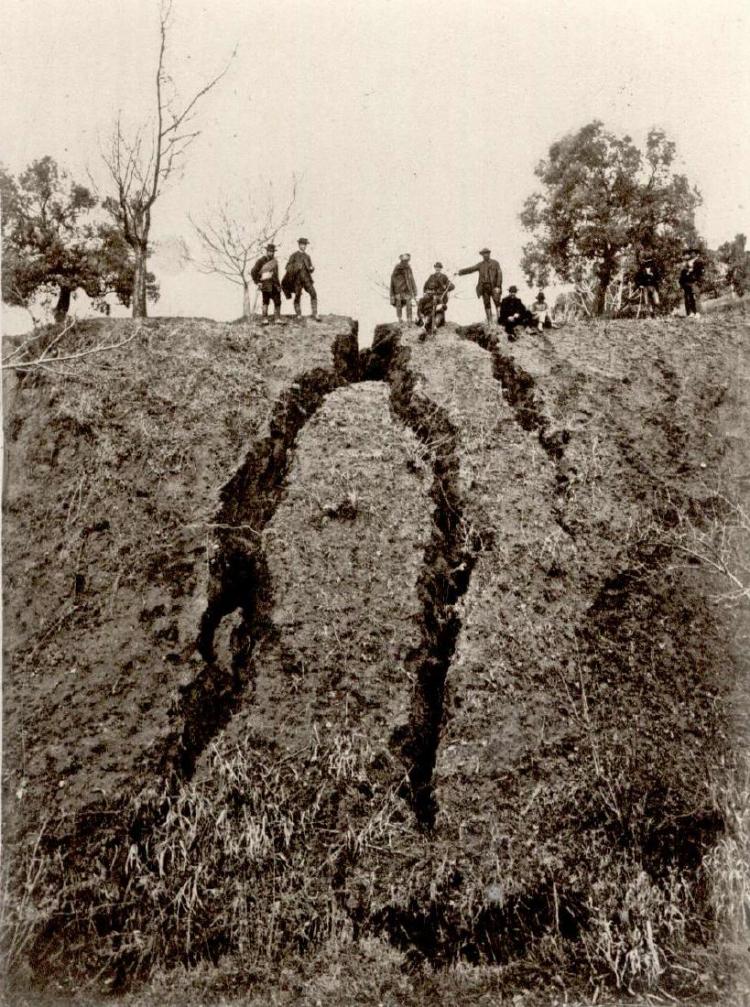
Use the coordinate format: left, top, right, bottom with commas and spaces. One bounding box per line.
362, 325, 481, 828
457, 324, 574, 536
159, 321, 360, 785
373, 883, 587, 966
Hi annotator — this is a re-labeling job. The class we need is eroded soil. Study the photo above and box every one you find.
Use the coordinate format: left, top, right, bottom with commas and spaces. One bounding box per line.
2, 308, 749, 1002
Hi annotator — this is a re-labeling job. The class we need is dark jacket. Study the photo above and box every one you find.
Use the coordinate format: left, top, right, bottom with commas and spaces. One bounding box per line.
390, 262, 417, 299
423, 272, 455, 302
251, 254, 280, 292
680, 257, 704, 287
634, 263, 661, 288
499, 294, 527, 325
458, 258, 503, 297
286, 250, 314, 281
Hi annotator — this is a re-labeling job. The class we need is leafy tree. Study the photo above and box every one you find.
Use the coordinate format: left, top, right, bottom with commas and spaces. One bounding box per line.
520, 122, 702, 315
717, 234, 750, 296
102, 0, 233, 318
1, 156, 157, 321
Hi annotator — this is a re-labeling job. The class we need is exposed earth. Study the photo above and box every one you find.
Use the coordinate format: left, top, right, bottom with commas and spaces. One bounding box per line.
2, 306, 749, 1005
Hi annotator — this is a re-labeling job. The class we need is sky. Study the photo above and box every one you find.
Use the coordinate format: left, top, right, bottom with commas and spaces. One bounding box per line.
1, 0, 749, 341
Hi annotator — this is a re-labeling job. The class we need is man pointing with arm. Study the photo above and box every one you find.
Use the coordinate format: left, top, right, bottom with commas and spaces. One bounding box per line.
455, 247, 502, 326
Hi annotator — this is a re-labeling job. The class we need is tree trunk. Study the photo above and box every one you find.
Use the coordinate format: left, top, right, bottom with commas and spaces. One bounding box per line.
593, 280, 609, 316
54, 286, 72, 323
132, 243, 149, 318
242, 280, 252, 319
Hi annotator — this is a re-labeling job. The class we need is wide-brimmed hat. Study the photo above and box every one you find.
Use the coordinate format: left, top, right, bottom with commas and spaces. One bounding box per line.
509, 285, 518, 293
479, 247, 491, 254
265, 243, 276, 252
298, 237, 309, 245
434, 261, 443, 269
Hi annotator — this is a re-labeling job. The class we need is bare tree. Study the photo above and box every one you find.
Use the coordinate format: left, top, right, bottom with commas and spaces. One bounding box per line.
187, 180, 298, 319
102, 0, 233, 318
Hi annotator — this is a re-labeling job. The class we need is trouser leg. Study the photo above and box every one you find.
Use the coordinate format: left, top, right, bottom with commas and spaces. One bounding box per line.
406, 300, 413, 322
481, 289, 493, 324
396, 302, 403, 322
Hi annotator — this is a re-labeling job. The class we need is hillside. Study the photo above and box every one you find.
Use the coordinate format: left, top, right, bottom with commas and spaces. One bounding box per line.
2, 309, 749, 1005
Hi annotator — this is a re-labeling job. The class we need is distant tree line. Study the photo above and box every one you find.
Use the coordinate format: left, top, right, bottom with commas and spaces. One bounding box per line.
2, 104, 747, 324
521, 120, 746, 316
0, 156, 158, 323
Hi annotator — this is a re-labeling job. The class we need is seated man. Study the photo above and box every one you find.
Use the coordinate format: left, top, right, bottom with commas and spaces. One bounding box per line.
499, 285, 530, 339
417, 262, 455, 334
530, 290, 553, 330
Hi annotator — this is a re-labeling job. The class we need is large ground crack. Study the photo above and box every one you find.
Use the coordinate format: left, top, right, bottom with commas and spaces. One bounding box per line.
457, 325, 574, 535
159, 323, 360, 784
362, 325, 481, 828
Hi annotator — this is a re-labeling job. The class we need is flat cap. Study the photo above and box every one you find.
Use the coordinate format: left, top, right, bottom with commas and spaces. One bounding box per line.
265, 243, 276, 252
399, 253, 411, 261
479, 247, 491, 254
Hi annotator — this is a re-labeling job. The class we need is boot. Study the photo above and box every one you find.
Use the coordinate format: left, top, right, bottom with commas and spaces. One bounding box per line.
311, 297, 321, 321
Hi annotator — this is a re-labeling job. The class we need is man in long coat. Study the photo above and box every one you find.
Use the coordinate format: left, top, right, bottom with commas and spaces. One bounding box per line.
679, 248, 704, 318
456, 247, 503, 326
283, 238, 320, 321
250, 243, 282, 325
389, 253, 418, 323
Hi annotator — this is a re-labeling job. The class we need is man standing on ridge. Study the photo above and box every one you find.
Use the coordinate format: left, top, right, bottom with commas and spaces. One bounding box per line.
251, 243, 283, 325
679, 248, 704, 319
283, 237, 321, 321
633, 256, 661, 317
389, 253, 418, 324
455, 247, 502, 326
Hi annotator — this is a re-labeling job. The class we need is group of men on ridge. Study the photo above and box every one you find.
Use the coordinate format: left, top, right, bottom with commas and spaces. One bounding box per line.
251, 238, 707, 329
627, 248, 706, 318
251, 238, 320, 325
391, 247, 553, 337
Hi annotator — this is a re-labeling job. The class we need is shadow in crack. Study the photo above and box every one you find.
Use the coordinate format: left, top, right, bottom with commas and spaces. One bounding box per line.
363, 324, 484, 828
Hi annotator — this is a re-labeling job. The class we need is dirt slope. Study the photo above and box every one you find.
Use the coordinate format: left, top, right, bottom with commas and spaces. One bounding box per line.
2, 315, 358, 845
2, 308, 748, 1001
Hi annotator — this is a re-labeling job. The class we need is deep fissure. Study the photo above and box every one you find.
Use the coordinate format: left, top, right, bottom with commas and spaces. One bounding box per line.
160, 323, 360, 784
457, 325, 574, 537
362, 324, 481, 827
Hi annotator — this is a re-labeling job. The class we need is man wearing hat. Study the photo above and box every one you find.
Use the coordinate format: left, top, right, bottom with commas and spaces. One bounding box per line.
389, 253, 418, 324
283, 238, 320, 321
250, 243, 282, 325
417, 262, 455, 334
633, 256, 661, 317
499, 286, 529, 339
456, 248, 503, 326
679, 248, 704, 318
